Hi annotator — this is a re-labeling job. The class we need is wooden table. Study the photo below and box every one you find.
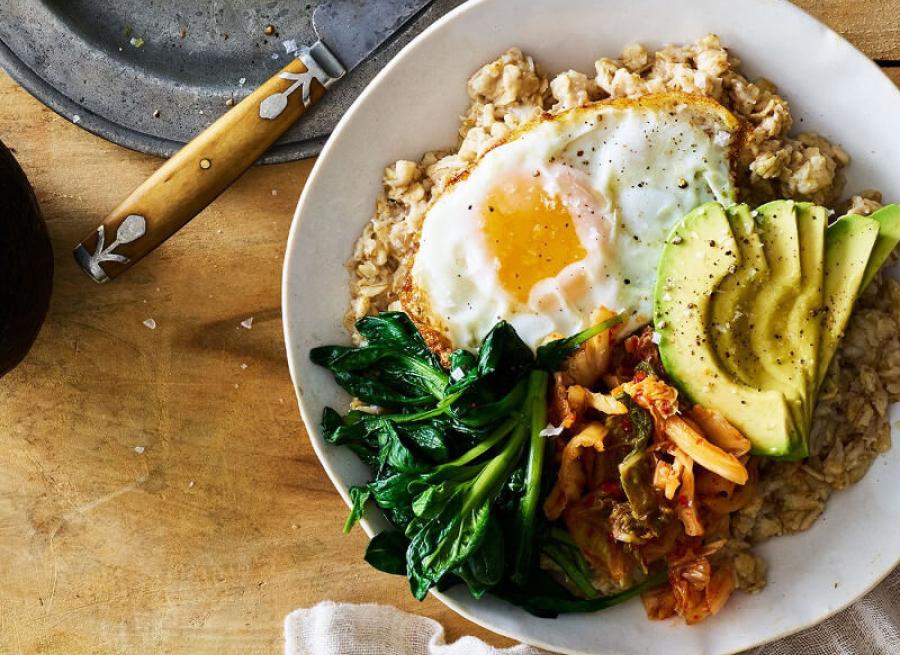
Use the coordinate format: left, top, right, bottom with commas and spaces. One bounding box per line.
1, 2, 898, 653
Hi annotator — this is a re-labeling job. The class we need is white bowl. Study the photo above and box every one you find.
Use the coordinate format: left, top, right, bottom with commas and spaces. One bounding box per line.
282, 1, 900, 653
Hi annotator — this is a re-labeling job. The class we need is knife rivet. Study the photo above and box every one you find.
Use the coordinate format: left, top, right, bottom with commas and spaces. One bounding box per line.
200, 158, 212, 170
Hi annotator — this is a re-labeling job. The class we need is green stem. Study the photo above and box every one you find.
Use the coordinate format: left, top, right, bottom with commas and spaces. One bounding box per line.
540, 542, 597, 599
549, 526, 577, 547
569, 314, 625, 349
511, 369, 549, 585
453, 379, 527, 428
548, 528, 594, 583
461, 417, 529, 515
433, 416, 518, 474
383, 389, 466, 424
498, 568, 668, 615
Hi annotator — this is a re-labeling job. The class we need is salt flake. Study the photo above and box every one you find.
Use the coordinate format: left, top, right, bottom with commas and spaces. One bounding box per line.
240, 363, 248, 370
143, 318, 157, 330
134, 446, 145, 454
240, 317, 254, 330
72, 115, 81, 124
282, 39, 299, 54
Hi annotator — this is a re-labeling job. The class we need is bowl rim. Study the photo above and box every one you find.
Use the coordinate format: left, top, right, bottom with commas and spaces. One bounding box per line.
282, 0, 900, 652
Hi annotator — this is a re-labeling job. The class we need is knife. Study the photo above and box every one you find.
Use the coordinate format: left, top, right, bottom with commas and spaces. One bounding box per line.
74, 0, 433, 283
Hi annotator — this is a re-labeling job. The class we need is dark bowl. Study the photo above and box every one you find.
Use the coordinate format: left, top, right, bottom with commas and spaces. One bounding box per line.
0, 140, 53, 377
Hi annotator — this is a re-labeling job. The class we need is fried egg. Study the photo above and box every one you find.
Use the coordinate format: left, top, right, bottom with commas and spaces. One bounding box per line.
404, 93, 742, 351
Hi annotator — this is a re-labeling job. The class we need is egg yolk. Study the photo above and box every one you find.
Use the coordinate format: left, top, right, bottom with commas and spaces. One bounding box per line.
482, 180, 586, 303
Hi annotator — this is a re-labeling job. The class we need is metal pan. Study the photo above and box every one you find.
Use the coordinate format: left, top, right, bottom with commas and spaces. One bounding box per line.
0, 0, 464, 163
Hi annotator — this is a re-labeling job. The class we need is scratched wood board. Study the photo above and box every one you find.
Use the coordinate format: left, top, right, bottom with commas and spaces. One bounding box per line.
0, 2, 898, 653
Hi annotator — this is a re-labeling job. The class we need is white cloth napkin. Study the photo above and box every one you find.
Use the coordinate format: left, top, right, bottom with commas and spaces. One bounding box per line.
285, 567, 900, 655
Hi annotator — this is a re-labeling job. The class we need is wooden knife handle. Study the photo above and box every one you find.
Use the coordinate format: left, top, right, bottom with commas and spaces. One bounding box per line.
74, 44, 344, 283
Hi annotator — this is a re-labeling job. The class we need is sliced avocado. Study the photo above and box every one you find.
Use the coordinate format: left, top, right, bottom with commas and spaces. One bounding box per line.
747, 201, 809, 437
816, 214, 881, 389
710, 204, 770, 385
860, 204, 900, 291
654, 202, 799, 458
790, 202, 827, 429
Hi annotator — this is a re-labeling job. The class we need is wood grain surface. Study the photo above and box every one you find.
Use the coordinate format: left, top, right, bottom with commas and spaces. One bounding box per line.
1, 2, 898, 654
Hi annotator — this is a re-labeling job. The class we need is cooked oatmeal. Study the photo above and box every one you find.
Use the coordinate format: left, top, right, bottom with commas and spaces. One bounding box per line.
345, 34, 899, 593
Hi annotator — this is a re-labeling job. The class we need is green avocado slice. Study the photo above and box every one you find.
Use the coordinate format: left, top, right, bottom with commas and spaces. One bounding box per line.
860, 204, 900, 291
816, 214, 881, 389
710, 204, 770, 386
791, 202, 827, 430
654, 202, 798, 458
747, 201, 809, 439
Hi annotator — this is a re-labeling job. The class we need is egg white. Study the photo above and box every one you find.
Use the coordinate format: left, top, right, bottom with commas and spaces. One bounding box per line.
406, 93, 741, 351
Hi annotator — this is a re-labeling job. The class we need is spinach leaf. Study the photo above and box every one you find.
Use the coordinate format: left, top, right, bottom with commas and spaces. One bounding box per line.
321, 408, 380, 467
445, 349, 479, 392
407, 497, 491, 600
321, 407, 371, 445
364, 530, 410, 576
344, 471, 422, 533
449, 349, 477, 374
375, 420, 430, 474
378, 356, 448, 399
312, 312, 449, 409
397, 421, 451, 463
476, 321, 534, 381
309, 344, 393, 371
368, 472, 420, 510
465, 516, 505, 588
411, 480, 468, 522
343, 486, 372, 533
356, 312, 439, 366
311, 346, 446, 402
383, 504, 416, 531
331, 370, 435, 407
456, 517, 505, 599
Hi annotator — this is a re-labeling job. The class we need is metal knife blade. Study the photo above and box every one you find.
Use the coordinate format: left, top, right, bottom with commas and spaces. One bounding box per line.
312, 0, 434, 73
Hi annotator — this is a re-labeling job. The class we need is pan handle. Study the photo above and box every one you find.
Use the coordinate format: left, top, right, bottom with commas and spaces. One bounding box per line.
73, 42, 344, 283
